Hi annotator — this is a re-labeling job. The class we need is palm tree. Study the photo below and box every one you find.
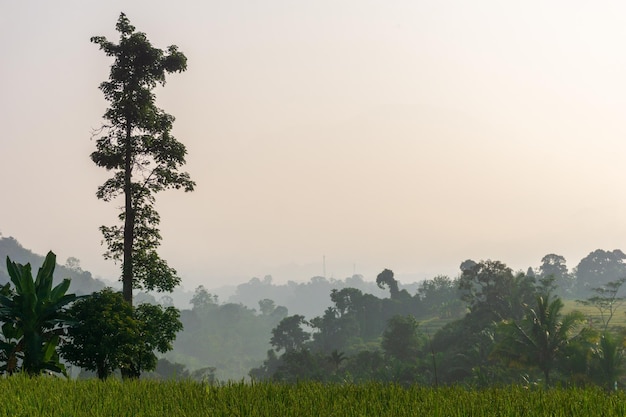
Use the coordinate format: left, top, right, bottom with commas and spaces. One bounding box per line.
592, 331, 625, 391
326, 350, 347, 373
0, 252, 77, 375
503, 294, 585, 386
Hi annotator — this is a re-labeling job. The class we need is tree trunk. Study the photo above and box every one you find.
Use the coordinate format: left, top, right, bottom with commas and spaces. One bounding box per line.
123, 121, 134, 306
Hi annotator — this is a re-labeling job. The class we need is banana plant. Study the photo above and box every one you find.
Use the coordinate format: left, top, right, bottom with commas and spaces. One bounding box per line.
0, 252, 77, 376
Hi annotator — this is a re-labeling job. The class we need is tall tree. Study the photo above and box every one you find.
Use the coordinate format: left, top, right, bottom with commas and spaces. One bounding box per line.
538, 254, 574, 296
270, 315, 310, 353
539, 254, 568, 280
376, 269, 399, 299
91, 13, 195, 304
458, 260, 535, 322
575, 249, 626, 297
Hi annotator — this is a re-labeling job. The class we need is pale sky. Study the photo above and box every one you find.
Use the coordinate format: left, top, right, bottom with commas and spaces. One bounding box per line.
2, 1, 626, 290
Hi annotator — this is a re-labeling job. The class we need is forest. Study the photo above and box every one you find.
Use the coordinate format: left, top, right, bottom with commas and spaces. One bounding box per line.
3, 235, 626, 389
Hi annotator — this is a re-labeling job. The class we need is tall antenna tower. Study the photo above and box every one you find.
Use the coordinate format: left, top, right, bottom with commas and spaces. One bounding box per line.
323, 255, 326, 279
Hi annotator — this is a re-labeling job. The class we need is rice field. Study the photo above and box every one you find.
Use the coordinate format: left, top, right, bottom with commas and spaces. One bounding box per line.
1, 376, 626, 417
562, 299, 626, 330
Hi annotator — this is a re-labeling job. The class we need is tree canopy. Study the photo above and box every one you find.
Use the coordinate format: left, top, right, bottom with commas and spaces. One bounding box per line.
91, 12, 194, 304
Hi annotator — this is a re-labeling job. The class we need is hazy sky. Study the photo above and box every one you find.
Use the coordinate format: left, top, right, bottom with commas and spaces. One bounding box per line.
2, 1, 626, 290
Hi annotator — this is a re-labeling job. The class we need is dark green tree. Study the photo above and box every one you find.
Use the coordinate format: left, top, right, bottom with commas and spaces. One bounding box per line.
458, 260, 535, 322
190, 285, 218, 311
91, 13, 195, 304
538, 254, 573, 296
576, 279, 626, 390
575, 249, 626, 297
590, 331, 626, 391
330, 287, 364, 316
272, 348, 326, 383
258, 299, 276, 316
417, 275, 464, 318
270, 315, 310, 353
381, 315, 424, 363
328, 287, 385, 342
0, 252, 77, 376
61, 288, 137, 379
310, 306, 359, 353
376, 269, 399, 300
326, 349, 347, 373
120, 303, 183, 378
498, 294, 585, 386
145, 358, 190, 380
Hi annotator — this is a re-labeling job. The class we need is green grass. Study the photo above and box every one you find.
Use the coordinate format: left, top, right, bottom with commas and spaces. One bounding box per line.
562, 299, 626, 330
420, 316, 458, 335
1, 376, 626, 416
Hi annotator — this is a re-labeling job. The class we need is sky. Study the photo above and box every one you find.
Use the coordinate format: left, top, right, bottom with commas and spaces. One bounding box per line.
2, 1, 626, 290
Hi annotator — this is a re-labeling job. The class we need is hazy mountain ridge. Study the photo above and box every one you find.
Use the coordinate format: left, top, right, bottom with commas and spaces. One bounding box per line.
0, 236, 106, 296
226, 275, 422, 319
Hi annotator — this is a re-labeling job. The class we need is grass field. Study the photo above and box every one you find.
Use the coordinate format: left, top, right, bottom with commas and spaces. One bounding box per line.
562, 299, 626, 331
2, 376, 626, 417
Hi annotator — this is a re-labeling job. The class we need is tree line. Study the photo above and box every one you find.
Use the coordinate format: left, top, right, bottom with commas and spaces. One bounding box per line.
246, 256, 626, 389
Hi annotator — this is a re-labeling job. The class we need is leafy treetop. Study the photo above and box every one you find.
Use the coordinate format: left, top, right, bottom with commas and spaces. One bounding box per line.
91, 12, 195, 303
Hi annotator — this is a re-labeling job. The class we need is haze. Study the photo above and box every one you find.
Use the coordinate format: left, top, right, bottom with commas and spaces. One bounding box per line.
2, 1, 626, 289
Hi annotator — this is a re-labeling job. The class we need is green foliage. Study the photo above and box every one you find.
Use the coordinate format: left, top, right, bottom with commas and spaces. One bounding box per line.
417, 275, 465, 319
376, 268, 399, 299
91, 13, 194, 302
61, 288, 182, 379
381, 315, 424, 363
577, 278, 626, 332
230, 274, 392, 320
190, 285, 219, 311
142, 358, 191, 381
591, 331, 626, 391
61, 288, 137, 379
538, 254, 574, 297
575, 249, 626, 297
0, 237, 106, 295
172, 295, 288, 381
4, 377, 626, 416
0, 375, 211, 416
497, 294, 585, 385
459, 260, 536, 322
270, 315, 310, 353
0, 252, 76, 376
121, 303, 183, 379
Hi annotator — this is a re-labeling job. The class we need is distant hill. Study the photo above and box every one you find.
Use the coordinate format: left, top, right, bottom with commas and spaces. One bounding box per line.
0, 236, 106, 295
227, 274, 422, 319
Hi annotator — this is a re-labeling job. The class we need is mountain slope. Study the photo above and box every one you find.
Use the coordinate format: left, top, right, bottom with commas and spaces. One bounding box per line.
0, 236, 106, 295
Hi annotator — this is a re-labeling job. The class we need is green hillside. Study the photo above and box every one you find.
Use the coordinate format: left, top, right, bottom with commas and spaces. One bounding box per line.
0, 236, 106, 295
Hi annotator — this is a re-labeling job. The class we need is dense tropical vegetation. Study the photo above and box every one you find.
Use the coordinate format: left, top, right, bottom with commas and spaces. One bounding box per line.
0, 252, 76, 376
3, 235, 626, 391
244, 255, 626, 389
